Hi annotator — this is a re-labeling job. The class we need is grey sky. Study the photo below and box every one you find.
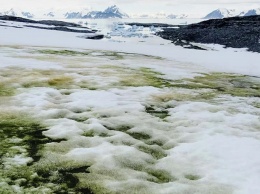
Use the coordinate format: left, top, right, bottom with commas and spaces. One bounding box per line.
1, 0, 260, 15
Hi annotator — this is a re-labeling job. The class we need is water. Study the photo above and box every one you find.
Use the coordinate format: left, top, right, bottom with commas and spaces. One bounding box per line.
63, 18, 203, 30
58, 18, 204, 45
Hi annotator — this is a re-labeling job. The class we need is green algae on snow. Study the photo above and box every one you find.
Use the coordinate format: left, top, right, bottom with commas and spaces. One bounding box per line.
22, 75, 74, 89
145, 106, 169, 119
118, 67, 172, 88
137, 144, 167, 160
37, 49, 124, 60
0, 113, 51, 193
147, 168, 176, 183
0, 112, 95, 194
172, 73, 260, 98
37, 49, 90, 56
185, 174, 201, 181
0, 84, 15, 96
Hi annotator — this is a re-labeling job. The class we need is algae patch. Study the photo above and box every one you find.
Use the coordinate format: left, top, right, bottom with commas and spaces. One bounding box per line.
0, 112, 94, 193
37, 49, 89, 56
37, 49, 124, 60
22, 75, 74, 89
147, 169, 175, 183
137, 145, 167, 160
0, 84, 14, 96
185, 174, 201, 181
145, 106, 169, 119
172, 73, 260, 97
117, 67, 171, 88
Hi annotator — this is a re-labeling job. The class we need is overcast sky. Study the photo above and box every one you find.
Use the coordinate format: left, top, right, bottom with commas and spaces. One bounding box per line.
1, 0, 260, 15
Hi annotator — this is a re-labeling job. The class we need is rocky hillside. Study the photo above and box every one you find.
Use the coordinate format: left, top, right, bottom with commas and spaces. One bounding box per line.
156, 15, 260, 53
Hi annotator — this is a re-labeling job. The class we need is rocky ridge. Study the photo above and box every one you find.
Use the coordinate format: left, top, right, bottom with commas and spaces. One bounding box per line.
0, 15, 105, 39
156, 15, 260, 52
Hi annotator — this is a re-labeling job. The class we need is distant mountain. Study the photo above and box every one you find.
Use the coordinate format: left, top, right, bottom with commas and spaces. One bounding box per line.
22, 12, 34, 18
44, 12, 55, 18
2, 6, 259, 20
204, 8, 260, 19
83, 5, 129, 19
3, 8, 17, 16
0, 9, 34, 18
130, 13, 161, 19
63, 5, 128, 19
204, 8, 236, 19
130, 12, 188, 19
244, 8, 260, 16
167, 14, 188, 19
65, 12, 83, 19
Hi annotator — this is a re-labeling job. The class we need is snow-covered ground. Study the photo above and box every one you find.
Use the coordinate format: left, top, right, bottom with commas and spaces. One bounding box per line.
0, 19, 260, 194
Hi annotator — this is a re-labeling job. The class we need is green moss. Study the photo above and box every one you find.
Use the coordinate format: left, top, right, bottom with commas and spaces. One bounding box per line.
118, 67, 171, 88
0, 113, 49, 191
70, 117, 88, 122
121, 141, 134, 146
137, 145, 167, 160
99, 133, 110, 137
103, 52, 124, 60
127, 132, 151, 141
48, 76, 73, 87
172, 73, 260, 98
38, 49, 89, 56
22, 76, 74, 89
77, 174, 114, 194
147, 169, 175, 183
61, 90, 72, 95
118, 157, 146, 172
139, 67, 164, 75
104, 125, 132, 132
0, 113, 49, 161
83, 130, 95, 137
78, 80, 98, 90
119, 73, 170, 88
146, 139, 165, 147
0, 112, 92, 193
0, 84, 15, 96
145, 106, 169, 119
185, 174, 201, 180
251, 102, 260, 108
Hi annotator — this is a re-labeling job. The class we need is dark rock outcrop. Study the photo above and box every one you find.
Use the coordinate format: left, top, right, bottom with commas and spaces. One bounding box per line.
127, 23, 177, 28
0, 15, 82, 27
24, 25, 94, 33
156, 15, 260, 52
0, 15, 97, 34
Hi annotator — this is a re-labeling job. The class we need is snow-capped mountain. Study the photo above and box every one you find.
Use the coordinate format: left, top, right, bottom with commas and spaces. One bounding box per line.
1, 6, 260, 20
21, 12, 34, 18
130, 12, 188, 19
204, 8, 260, 19
64, 8, 90, 19
83, 5, 129, 19
2, 9, 17, 16
44, 12, 55, 18
133, 12, 168, 19
63, 5, 129, 19
204, 8, 237, 19
65, 12, 83, 19
167, 14, 188, 19
243, 8, 260, 16
0, 9, 35, 18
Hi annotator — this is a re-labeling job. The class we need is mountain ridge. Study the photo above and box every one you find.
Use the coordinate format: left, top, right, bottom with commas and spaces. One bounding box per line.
204, 8, 260, 19
1, 6, 260, 19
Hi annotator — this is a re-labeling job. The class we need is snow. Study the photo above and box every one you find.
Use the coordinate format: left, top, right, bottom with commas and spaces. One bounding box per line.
3, 154, 33, 166
0, 18, 260, 193
0, 20, 259, 76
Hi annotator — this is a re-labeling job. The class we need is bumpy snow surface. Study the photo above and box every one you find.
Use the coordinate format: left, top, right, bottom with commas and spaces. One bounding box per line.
0, 45, 259, 194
